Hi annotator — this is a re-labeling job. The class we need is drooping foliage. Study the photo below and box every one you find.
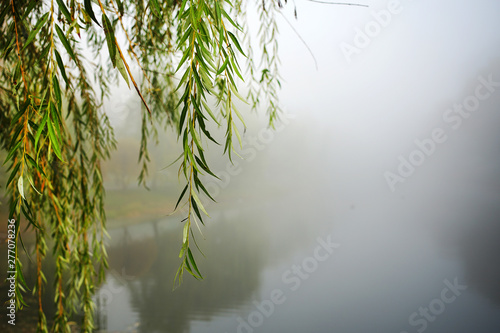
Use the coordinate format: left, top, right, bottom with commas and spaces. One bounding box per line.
1, 0, 283, 331
1, 0, 369, 330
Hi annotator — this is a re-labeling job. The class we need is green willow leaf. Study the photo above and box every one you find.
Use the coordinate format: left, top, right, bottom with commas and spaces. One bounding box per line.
217, 57, 229, 75
102, 13, 117, 67
233, 121, 243, 148
10, 102, 28, 126
187, 248, 203, 278
115, 0, 124, 15
200, 99, 220, 125
221, 7, 240, 30
182, 222, 189, 244
54, 50, 69, 86
3, 141, 22, 165
27, 174, 42, 195
229, 56, 244, 81
175, 184, 189, 210
189, 120, 203, 152
0, 4, 9, 24
178, 102, 189, 133
22, 12, 49, 51
8, 125, 23, 152
190, 197, 203, 224
176, 46, 192, 72
53, 76, 62, 112
230, 83, 248, 103
185, 142, 199, 173
15, 259, 29, 290
232, 102, 247, 126
55, 0, 72, 23
193, 171, 216, 201
150, 0, 161, 17
199, 122, 218, 145
21, 201, 40, 229
214, 1, 222, 23
6, 162, 21, 187
25, 154, 46, 178
190, 187, 209, 216
194, 155, 218, 180
55, 24, 76, 62
46, 110, 64, 161
179, 241, 188, 259
227, 31, 246, 56
84, 0, 101, 27
115, 52, 130, 87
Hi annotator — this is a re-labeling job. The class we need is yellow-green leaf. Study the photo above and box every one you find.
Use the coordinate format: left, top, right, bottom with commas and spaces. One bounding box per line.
190, 187, 209, 216
115, 51, 130, 87
18, 176, 25, 199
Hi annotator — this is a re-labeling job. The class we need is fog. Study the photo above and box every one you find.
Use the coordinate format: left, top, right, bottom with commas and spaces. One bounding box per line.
98, 1, 500, 332
3, 0, 500, 332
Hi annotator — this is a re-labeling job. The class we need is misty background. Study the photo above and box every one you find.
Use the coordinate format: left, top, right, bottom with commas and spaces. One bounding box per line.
97, 0, 500, 332
2, 0, 500, 332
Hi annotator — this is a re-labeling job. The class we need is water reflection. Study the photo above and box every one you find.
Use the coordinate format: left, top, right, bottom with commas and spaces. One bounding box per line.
96, 210, 268, 332
0, 241, 84, 332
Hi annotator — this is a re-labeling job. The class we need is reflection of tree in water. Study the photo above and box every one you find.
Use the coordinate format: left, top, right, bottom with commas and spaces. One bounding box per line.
103, 214, 268, 333
0, 243, 83, 332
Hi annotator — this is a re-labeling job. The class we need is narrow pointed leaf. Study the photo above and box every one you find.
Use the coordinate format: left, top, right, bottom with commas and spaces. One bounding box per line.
175, 184, 189, 210
55, 0, 72, 23
190, 187, 209, 216
6, 163, 21, 187
187, 248, 203, 278
54, 50, 69, 85
115, 52, 130, 87
227, 31, 246, 56
18, 176, 25, 199
55, 24, 76, 62
84, 0, 101, 26
102, 13, 117, 67
46, 113, 64, 161
22, 12, 49, 50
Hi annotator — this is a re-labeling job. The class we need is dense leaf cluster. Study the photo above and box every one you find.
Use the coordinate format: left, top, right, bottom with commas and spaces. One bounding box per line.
1, 0, 282, 331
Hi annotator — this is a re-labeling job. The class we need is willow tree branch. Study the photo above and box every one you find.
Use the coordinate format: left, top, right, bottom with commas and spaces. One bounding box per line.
278, 11, 318, 70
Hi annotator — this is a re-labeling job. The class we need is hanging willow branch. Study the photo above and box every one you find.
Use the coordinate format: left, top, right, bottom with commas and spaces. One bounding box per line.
0, 0, 365, 331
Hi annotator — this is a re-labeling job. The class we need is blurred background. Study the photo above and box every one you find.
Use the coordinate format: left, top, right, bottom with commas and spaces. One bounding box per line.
2, 0, 500, 332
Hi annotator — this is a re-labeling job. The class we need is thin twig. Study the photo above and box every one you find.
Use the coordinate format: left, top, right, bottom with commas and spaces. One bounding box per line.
278, 12, 318, 70
96, 0, 153, 118
108, 0, 153, 87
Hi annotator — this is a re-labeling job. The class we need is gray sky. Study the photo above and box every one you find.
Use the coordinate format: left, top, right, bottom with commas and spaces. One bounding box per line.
277, 0, 500, 130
